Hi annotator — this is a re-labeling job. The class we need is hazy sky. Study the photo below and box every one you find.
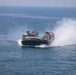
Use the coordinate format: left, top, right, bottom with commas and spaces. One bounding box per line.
0, 0, 76, 7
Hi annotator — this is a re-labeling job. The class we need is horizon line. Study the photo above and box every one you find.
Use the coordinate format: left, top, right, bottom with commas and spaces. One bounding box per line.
0, 5, 76, 8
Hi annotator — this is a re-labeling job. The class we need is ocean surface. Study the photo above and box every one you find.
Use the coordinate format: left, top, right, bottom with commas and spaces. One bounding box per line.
0, 7, 76, 75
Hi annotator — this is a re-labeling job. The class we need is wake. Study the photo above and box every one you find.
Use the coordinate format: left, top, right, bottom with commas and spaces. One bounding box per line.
0, 13, 61, 20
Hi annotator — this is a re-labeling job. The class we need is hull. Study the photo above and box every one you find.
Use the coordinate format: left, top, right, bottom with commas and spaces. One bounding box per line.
21, 39, 50, 47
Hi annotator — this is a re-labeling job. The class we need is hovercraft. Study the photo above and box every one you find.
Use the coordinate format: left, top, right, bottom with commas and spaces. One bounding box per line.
21, 31, 54, 47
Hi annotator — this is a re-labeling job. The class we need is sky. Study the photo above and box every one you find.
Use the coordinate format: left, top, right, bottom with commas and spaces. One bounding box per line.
0, 0, 76, 7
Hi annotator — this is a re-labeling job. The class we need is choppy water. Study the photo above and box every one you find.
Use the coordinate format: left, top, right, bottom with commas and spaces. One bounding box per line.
0, 7, 76, 75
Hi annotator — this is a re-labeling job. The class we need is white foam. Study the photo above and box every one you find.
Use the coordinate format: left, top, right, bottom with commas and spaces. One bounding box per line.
35, 45, 50, 48
17, 39, 23, 46
51, 18, 76, 46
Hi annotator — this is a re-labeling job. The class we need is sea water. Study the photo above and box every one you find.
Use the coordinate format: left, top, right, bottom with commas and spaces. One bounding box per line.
0, 7, 76, 75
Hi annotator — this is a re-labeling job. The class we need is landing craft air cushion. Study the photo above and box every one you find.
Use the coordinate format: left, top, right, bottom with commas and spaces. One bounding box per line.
21, 31, 54, 47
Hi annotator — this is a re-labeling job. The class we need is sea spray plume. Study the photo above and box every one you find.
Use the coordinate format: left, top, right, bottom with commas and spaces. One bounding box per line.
51, 19, 76, 46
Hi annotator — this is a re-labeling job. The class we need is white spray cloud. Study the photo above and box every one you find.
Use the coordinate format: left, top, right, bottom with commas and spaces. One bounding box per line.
51, 18, 76, 46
